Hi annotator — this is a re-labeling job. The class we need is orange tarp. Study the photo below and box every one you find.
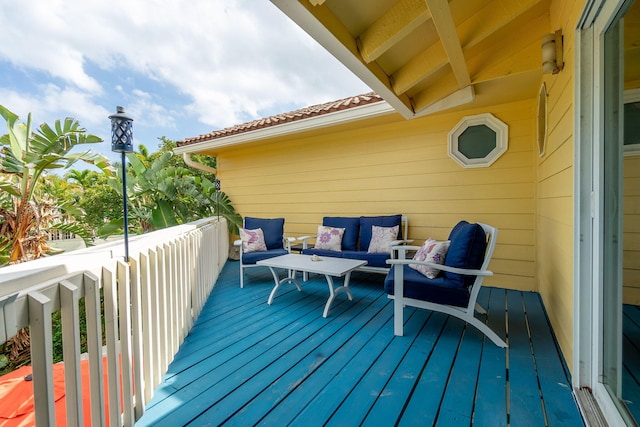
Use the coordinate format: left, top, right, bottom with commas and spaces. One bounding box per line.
0, 358, 114, 427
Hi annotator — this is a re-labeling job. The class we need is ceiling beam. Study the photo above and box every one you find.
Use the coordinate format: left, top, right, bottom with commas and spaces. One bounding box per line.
357, 0, 432, 63
456, 0, 548, 50
392, 42, 448, 95
425, 0, 471, 88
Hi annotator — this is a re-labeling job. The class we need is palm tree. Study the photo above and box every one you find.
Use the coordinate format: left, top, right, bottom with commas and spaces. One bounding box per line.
0, 105, 113, 264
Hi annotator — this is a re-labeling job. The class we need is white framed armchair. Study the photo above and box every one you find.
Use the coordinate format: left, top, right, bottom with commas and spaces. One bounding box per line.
385, 221, 506, 348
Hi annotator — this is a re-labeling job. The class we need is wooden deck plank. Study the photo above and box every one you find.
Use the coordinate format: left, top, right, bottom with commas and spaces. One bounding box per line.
324, 308, 436, 426
473, 287, 508, 427
360, 311, 446, 426
396, 316, 466, 426
623, 305, 640, 421
197, 288, 390, 425
434, 326, 484, 426
136, 261, 583, 426
505, 290, 547, 426
522, 292, 584, 426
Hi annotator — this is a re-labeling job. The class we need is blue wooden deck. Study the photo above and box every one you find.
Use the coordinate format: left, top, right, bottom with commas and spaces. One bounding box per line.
137, 261, 584, 426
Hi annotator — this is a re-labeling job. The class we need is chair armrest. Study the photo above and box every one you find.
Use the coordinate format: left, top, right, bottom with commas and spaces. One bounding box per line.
388, 240, 414, 259
284, 236, 296, 251
390, 245, 422, 260
234, 239, 242, 246
297, 236, 314, 249
386, 258, 493, 277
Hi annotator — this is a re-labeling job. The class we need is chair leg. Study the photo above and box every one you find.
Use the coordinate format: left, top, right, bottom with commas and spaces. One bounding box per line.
465, 316, 507, 348
240, 265, 244, 288
394, 295, 404, 336
475, 303, 487, 315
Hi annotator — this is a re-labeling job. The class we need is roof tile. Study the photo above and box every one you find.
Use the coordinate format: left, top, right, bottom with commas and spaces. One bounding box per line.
177, 92, 383, 146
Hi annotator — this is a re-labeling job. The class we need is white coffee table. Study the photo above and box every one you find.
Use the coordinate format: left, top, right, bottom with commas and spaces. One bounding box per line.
257, 254, 367, 317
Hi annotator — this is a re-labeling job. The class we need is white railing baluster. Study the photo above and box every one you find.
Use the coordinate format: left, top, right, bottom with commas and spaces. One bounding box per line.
148, 247, 163, 388
60, 280, 83, 427
28, 291, 55, 427
129, 256, 145, 420
136, 252, 153, 409
0, 217, 228, 425
116, 260, 134, 426
103, 265, 122, 426
84, 271, 106, 427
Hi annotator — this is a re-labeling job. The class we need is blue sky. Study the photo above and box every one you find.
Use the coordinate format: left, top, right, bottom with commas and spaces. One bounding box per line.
0, 0, 370, 167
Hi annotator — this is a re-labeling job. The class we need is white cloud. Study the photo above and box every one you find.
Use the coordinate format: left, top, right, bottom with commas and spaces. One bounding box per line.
0, 0, 370, 144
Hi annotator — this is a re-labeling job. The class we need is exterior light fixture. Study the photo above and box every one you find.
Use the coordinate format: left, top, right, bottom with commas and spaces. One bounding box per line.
542, 30, 564, 74
109, 106, 134, 262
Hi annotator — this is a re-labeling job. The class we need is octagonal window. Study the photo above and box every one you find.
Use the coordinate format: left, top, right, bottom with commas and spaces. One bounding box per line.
448, 113, 508, 168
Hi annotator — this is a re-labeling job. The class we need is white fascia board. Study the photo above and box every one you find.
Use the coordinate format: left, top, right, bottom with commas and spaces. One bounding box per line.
174, 100, 395, 154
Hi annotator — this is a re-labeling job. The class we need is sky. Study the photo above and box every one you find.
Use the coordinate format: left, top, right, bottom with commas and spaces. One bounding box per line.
0, 0, 370, 166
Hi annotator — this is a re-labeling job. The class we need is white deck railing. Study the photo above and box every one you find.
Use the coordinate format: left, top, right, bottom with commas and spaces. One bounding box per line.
0, 216, 229, 426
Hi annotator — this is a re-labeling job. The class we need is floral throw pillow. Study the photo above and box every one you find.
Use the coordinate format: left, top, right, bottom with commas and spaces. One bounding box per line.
239, 227, 267, 253
314, 226, 345, 251
367, 225, 399, 254
409, 238, 451, 279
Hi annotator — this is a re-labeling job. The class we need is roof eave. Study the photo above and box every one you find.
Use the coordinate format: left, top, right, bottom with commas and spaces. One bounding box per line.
270, 0, 416, 119
174, 99, 396, 154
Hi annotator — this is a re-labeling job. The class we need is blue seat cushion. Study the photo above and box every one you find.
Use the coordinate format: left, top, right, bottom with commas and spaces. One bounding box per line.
342, 251, 388, 268
244, 217, 285, 250
242, 248, 289, 265
302, 248, 345, 258
323, 216, 360, 251
444, 221, 487, 287
302, 249, 389, 268
359, 214, 402, 251
384, 265, 470, 307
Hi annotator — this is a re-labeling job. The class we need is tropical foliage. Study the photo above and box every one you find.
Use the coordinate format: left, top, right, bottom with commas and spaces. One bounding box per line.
0, 105, 112, 264
99, 138, 242, 236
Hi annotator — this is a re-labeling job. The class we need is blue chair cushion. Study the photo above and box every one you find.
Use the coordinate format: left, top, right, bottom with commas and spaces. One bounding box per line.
384, 265, 470, 307
323, 216, 360, 251
443, 221, 487, 287
342, 251, 388, 268
242, 248, 289, 265
302, 248, 346, 258
244, 217, 285, 250
359, 214, 402, 251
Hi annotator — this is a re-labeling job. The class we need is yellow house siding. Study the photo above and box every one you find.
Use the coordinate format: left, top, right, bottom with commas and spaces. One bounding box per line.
624, 156, 640, 304
536, 0, 583, 373
217, 100, 536, 292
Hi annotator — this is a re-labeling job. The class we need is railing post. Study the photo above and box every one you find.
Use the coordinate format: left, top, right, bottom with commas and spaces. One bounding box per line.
103, 265, 122, 426
84, 271, 107, 427
28, 291, 55, 427
60, 280, 83, 427
117, 260, 135, 427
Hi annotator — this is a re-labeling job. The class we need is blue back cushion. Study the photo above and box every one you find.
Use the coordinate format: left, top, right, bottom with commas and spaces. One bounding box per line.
359, 215, 402, 251
323, 216, 360, 251
443, 221, 487, 287
244, 217, 284, 250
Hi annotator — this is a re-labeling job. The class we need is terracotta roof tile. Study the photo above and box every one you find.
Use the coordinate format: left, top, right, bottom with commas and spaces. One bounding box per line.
177, 92, 383, 147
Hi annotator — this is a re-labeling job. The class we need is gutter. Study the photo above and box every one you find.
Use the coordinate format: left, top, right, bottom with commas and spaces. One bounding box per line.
182, 153, 217, 174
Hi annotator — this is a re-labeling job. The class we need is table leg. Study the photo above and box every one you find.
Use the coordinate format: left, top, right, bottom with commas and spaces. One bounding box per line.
322, 272, 354, 318
267, 267, 302, 305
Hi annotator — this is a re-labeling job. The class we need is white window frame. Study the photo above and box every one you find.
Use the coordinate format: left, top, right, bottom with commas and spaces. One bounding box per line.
624, 88, 640, 156
447, 113, 508, 168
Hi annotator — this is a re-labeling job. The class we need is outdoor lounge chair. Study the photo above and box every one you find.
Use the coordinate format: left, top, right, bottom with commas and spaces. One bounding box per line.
384, 221, 507, 348
235, 217, 294, 288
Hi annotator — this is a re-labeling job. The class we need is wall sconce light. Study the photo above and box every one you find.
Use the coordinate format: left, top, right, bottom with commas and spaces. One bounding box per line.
542, 30, 564, 74
109, 106, 134, 262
